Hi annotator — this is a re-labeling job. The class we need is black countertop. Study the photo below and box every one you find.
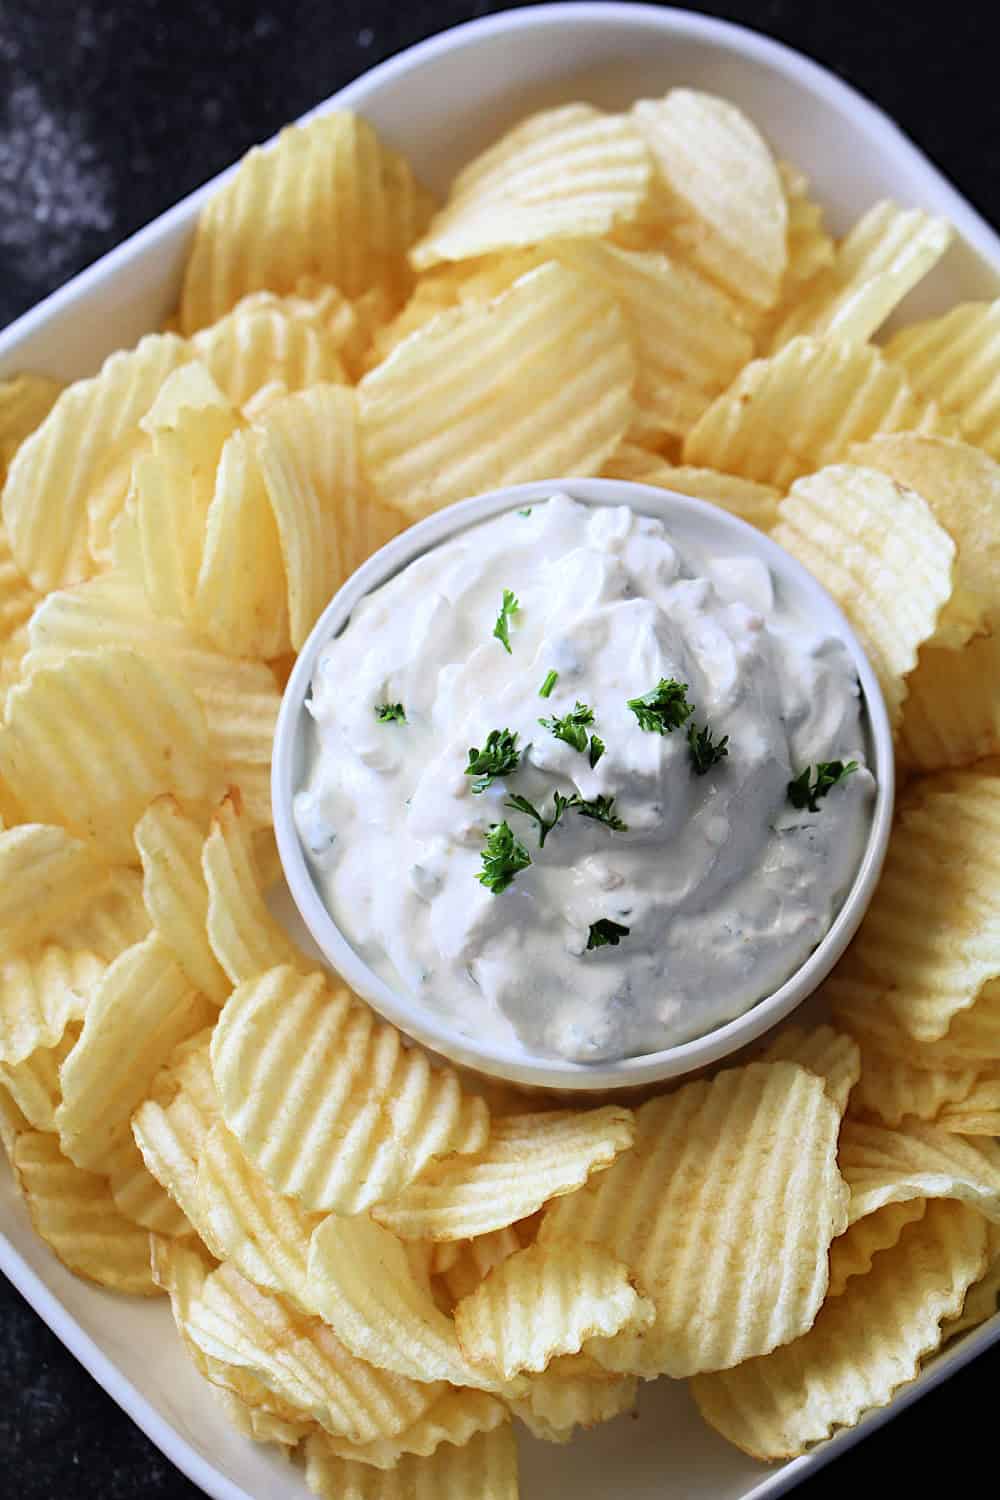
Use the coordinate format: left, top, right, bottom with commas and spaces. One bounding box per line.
2, 1, 999, 1495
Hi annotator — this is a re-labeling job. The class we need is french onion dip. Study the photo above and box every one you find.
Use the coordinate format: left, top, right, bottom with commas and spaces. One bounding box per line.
294, 494, 874, 1063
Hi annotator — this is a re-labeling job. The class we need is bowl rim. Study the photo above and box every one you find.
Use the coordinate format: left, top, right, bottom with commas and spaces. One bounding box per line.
273, 478, 895, 1091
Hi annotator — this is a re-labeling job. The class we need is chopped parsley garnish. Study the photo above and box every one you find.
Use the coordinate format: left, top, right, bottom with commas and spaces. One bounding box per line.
574, 794, 628, 832
505, 790, 574, 848
687, 722, 729, 776
465, 729, 521, 794
627, 678, 694, 735
517, 507, 533, 518
588, 733, 606, 769
787, 760, 858, 813
587, 918, 630, 950
374, 702, 406, 723
539, 669, 559, 699
539, 701, 595, 753
477, 821, 531, 894
492, 588, 520, 654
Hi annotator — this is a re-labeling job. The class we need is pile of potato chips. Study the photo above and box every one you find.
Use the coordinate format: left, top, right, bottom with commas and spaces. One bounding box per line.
2, 87, 1000, 1496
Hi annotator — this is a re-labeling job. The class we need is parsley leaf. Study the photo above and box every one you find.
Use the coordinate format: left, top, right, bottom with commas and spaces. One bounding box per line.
587, 918, 630, 950
588, 733, 606, 768
574, 794, 628, 832
539, 701, 595, 753
539, 669, 559, 699
477, 821, 531, 894
374, 702, 406, 723
465, 729, 521, 794
492, 589, 519, 654
787, 760, 859, 813
505, 790, 574, 848
627, 678, 694, 735
517, 507, 533, 518
687, 721, 729, 776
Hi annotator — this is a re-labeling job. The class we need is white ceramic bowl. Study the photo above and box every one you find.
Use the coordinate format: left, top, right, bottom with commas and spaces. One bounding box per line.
273, 479, 895, 1092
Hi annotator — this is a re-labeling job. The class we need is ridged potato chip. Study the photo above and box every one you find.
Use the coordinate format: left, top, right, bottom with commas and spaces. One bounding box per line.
0, 523, 38, 643
834, 769, 1000, 1040
510, 1359, 638, 1443
851, 1042, 979, 1128
135, 796, 228, 1004
56, 932, 211, 1173
0, 374, 63, 479
358, 262, 634, 520
107, 1133, 191, 1237
895, 633, 1000, 772
310, 1389, 508, 1471
0, 825, 112, 952
180, 112, 433, 332
192, 294, 349, 408
0, 1086, 29, 1162
632, 90, 787, 315
132, 1032, 219, 1232
307, 1214, 522, 1393
935, 1072, 1000, 1136
770, 202, 952, 350
454, 1241, 653, 1379
304, 1423, 518, 1500
253, 385, 403, 649
827, 1200, 927, 1298
551, 239, 752, 443
621, 463, 780, 530
0, 648, 220, 862
13, 1129, 160, 1294
771, 465, 961, 723
839, 1117, 1000, 1225
683, 336, 951, 489
772, 162, 835, 306
830, 964, 1000, 1073
410, 104, 652, 271
2, 333, 191, 591
211, 1386, 315, 1447
0, 944, 103, 1066
438, 1228, 522, 1307
755, 1024, 861, 1114
691, 1200, 987, 1459
211, 964, 488, 1214
56, 867, 151, 963
199, 679, 282, 832
0, 1021, 78, 1132
372, 1108, 635, 1243
885, 299, 1000, 458
943, 1230, 1000, 1340
202, 797, 304, 983
542, 1063, 848, 1379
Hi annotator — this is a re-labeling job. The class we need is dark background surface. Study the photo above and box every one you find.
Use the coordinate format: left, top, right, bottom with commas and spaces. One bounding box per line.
1, 0, 999, 1494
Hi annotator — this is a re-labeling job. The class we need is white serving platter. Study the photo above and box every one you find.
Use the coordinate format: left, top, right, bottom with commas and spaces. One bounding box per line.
2, 5, 1000, 1497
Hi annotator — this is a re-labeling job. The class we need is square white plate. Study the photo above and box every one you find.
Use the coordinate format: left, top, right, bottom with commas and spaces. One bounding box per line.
3, 6, 1000, 1497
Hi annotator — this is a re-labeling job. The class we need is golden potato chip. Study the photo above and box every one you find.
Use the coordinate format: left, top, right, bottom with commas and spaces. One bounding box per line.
192, 294, 349, 408
771, 202, 952, 350
0, 825, 114, 951
598, 439, 674, 482
307, 1214, 522, 1394
309, 1389, 508, 1471
839, 1117, 1000, 1224
0, 1085, 29, 1162
13, 1129, 159, 1294
411, 104, 652, 271
0, 522, 38, 643
304, 1423, 518, 1500
439, 1228, 522, 1307
851, 1042, 978, 1128
0, 944, 103, 1067
454, 1241, 653, 1379
550, 239, 752, 444
542, 1063, 848, 1379
620, 463, 781, 530
632, 90, 787, 315
107, 1132, 191, 1237
211, 964, 489, 1214
683, 336, 952, 489
180, 112, 433, 332
942, 1229, 1000, 1340
135, 796, 228, 1004
199, 679, 282, 832
0, 648, 220, 862
55, 867, 151, 962
895, 633, 1000, 772
885, 299, 1000, 458
0, 374, 63, 480
202, 796, 303, 983
254, 384, 403, 649
830, 965, 1000, 1073
132, 1032, 219, 1231
372, 1108, 635, 1243
0, 1021, 78, 1132
935, 1072, 1000, 1137
187, 1258, 446, 1440
358, 262, 635, 520
56, 932, 211, 1173
211, 1386, 314, 1447
827, 1200, 927, 1297
510, 1360, 638, 1442
771, 465, 961, 722
773, 162, 835, 303
755, 1024, 861, 1114
834, 769, 1000, 1040
2, 333, 191, 591
691, 1200, 987, 1459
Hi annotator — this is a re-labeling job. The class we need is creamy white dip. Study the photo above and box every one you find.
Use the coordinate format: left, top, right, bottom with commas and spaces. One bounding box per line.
294, 494, 874, 1063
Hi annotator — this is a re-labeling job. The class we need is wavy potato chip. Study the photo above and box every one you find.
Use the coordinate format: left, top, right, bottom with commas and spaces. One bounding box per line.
895, 633, 1000, 772
851, 1042, 979, 1128
310, 1389, 508, 1471
0, 523, 39, 644
771, 465, 961, 723
885, 299, 1000, 458
0, 1085, 29, 1162
13, 1129, 160, 1294
107, 1132, 191, 1237
0, 1021, 78, 1132
372, 1108, 635, 1243
620, 463, 780, 530
0, 825, 112, 952
755, 1024, 861, 1115
839, 1117, 1000, 1224
212, 965, 488, 1214
359, 262, 634, 519
0, 944, 102, 1067
55, 867, 151, 963
192, 295, 348, 408
542, 1063, 848, 1379
438, 1228, 522, 1307
771, 162, 835, 307
132, 1033, 220, 1232
0, 374, 63, 480
935, 1072, 1000, 1136
827, 1200, 928, 1298
411, 104, 652, 270
135, 796, 228, 1004
691, 1200, 987, 1459
199, 679, 282, 831
454, 1241, 653, 1379
180, 112, 432, 332
202, 797, 304, 983
510, 1359, 638, 1443
830, 964, 1000, 1073
943, 1230, 1000, 1340
304, 1423, 518, 1500
211, 1385, 315, 1447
